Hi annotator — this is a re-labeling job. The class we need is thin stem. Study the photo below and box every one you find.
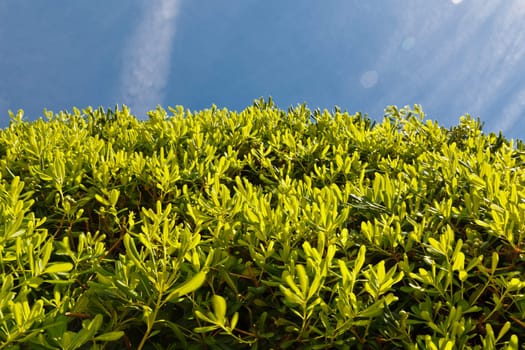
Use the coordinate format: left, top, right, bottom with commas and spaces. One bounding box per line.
137, 293, 163, 350
482, 289, 508, 323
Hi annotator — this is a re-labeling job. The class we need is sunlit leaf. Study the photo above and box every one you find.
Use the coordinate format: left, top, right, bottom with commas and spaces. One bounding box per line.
43, 262, 74, 274
165, 270, 207, 303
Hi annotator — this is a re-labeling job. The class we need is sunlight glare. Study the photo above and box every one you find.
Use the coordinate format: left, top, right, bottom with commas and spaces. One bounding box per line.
360, 70, 379, 88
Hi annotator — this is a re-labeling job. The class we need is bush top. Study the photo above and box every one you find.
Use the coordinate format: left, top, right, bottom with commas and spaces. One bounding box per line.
0, 100, 524, 349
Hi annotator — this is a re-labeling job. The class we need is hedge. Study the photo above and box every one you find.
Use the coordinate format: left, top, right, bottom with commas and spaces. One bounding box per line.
0, 98, 524, 349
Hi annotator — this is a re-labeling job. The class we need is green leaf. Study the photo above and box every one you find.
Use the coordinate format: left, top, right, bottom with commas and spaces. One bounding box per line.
123, 234, 145, 270
428, 237, 445, 256
211, 295, 227, 324
165, 270, 207, 303
109, 189, 120, 207
508, 334, 518, 350
491, 252, 499, 274
507, 278, 523, 291
230, 311, 239, 330
443, 340, 454, 350
194, 310, 215, 324
66, 314, 103, 349
452, 251, 465, 271
93, 331, 125, 342
355, 245, 366, 272
308, 270, 323, 300
194, 325, 220, 333
279, 286, 303, 305
244, 207, 259, 223
338, 260, 351, 288
27, 277, 44, 288
458, 270, 468, 282
44, 262, 74, 274
13, 301, 25, 326
283, 271, 302, 298
496, 321, 511, 342
296, 265, 309, 296
94, 194, 110, 206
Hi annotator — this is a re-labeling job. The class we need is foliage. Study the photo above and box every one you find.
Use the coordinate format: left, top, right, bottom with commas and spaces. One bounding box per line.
0, 99, 524, 349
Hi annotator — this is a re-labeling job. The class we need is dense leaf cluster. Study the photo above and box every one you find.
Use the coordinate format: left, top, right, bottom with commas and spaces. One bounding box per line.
0, 99, 524, 349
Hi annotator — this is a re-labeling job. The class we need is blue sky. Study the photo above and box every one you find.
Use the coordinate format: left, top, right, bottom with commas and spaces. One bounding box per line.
1, 1, 525, 140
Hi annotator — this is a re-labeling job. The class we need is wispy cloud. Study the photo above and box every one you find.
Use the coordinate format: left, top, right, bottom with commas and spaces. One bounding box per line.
118, 0, 181, 117
369, 1, 525, 137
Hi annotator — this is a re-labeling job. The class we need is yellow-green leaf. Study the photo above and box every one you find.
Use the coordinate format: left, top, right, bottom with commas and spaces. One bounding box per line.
212, 295, 227, 324
93, 331, 125, 342
44, 263, 73, 274
166, 270, 207, 303
452, 251, 465, 271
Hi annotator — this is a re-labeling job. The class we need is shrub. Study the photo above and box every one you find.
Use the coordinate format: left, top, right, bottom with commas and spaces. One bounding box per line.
0, 99, 524, 349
